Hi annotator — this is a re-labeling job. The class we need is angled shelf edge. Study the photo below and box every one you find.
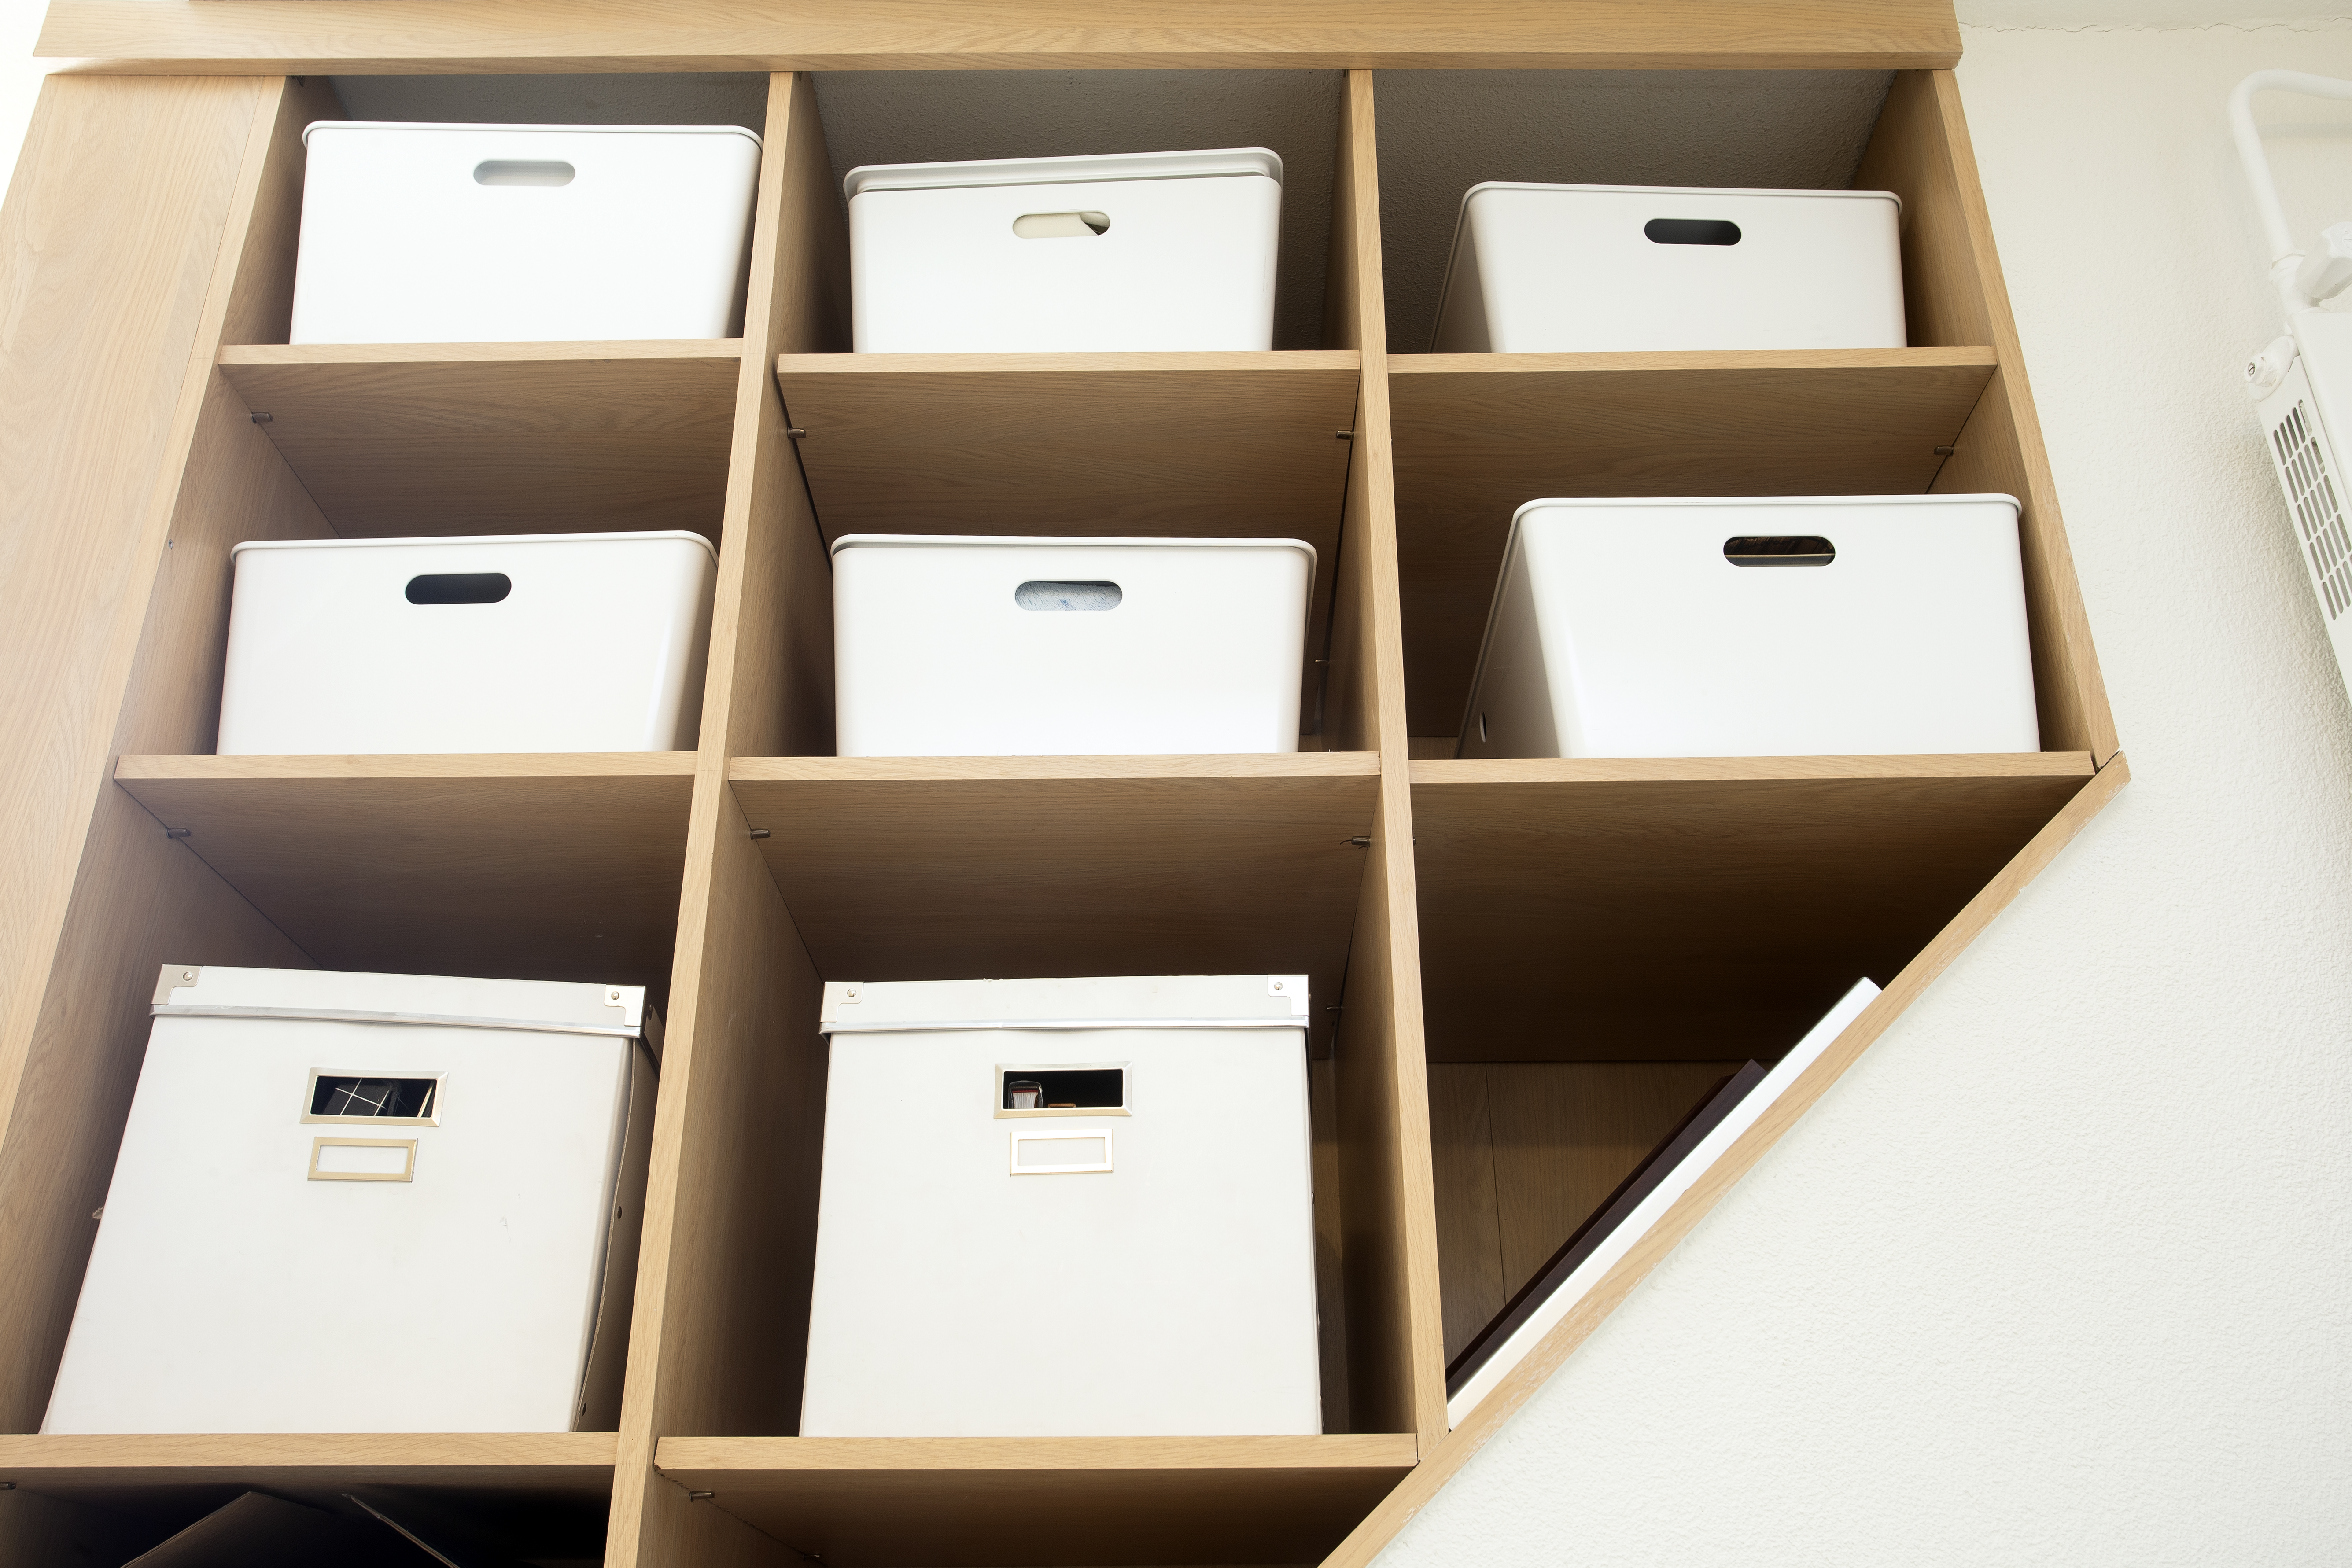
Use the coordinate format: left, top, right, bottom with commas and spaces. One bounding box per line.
114, 753, 699, 984
216, 341, 744, 538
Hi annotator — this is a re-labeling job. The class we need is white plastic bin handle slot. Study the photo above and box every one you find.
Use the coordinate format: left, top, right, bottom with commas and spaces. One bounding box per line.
1009, 1130, 1113, 1174
1011, 210, 1110, 239
1645, 217, 1741, 246
1014, 580, 1122, 611
405, 572, 512, 605
1723, 535, 1836, 567
309, 1137, 417, 1182
474, 159, 575, 188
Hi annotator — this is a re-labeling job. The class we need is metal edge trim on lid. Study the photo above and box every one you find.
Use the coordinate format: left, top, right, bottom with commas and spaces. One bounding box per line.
151, 1004, 645, 1039
302, 121, 763, 148
844, 147, 1283, 199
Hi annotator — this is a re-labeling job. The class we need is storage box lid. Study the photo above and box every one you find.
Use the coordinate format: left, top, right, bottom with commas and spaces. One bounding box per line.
844, 147, 1282, 199
303, 120, 762, 147
229, 529, 717, 563
820, 974, 1309, 1034
1509, 493, 2019, 529
1458, 180, 1900, 214
829, 533, 1316, 568
153, 964, 654, 1038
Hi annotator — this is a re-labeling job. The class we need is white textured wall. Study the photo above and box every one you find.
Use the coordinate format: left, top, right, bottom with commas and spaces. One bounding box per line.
1378, 19, 2352, 1568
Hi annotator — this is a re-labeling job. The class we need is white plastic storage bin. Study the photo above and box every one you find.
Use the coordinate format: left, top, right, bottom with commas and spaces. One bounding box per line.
217, 530, 716, 755
1430, 184, 1906, 353
801, 974, 1320, 1437
42, 965, 659, 1434
1458, 496, 2039, 758
832, 534, 1315, 756
847, 149, 1283, 352
289, 121, 763, 344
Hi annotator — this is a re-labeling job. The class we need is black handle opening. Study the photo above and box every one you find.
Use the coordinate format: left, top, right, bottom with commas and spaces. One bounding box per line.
1724, 536, 1836, 567
406, 572, 512, 604
1646, 218, 1742, 246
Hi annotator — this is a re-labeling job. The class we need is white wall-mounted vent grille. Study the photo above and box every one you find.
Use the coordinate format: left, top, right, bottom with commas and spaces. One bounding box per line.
2271, 399, 2352, 619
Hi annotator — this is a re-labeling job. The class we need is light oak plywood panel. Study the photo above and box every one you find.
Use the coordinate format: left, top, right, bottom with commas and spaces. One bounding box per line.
728, 755, 1377, 1055
112, 754, 695, 990
1424, 1065, 1504, 1366
1409, 754, 2093, 1063
608, 74, 846, 1568
39, 0, 1966, 73
1855, 72, 2117, 761
1387, 348, 1998, 733
217, 342, 743, 538
1320, 68, 1449, 1448
654, 1435, 1418, 1567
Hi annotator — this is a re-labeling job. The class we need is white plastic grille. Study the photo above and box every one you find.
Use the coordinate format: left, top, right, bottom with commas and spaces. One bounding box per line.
2273, 399, 2352, 619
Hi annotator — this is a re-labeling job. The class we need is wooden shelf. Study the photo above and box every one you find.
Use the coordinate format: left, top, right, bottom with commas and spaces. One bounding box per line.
0, 1431, 616, 1500
113, 754, 696, 989
774, 351, 1360, 689
728, 754, 1377, 1046
217, 341, 742, 537
652, 1433, 1417, 1567
1409, 753, 2095, 1061
1388, 347, 2000, 732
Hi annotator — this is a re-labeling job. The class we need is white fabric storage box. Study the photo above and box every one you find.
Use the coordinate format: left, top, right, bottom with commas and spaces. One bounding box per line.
801, 974, 1320, 1437
846, 149, 1283, 352
217, 530, 716, 755
1430, 183, 1906, 353
42, 965, 660, 1434
1458, 496, 2039, 758
832, 534, 1315, 756
289, 121, 763, 344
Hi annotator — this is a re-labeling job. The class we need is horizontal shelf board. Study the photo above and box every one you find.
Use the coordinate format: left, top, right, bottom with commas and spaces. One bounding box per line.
114, 754, 695, 988
0, 1431, 616, 1496
35, 1, 1964, 72
1411, 754, 2094, 1062
653, 1434, 1416, 1568
1387, 347, 1999, 733
217, 342, 741, 538
728, 755, 1378, 1052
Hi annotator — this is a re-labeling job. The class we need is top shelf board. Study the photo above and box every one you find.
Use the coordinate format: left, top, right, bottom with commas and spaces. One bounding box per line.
37, 1, 1964, 73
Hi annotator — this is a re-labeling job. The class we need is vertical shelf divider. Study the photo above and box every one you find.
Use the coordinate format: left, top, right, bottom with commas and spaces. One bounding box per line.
1325, 67, 1449, 1453
606, 70, 840, 1568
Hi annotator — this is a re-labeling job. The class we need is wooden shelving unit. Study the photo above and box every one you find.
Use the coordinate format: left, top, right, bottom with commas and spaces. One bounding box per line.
0, 8, 2125, 1568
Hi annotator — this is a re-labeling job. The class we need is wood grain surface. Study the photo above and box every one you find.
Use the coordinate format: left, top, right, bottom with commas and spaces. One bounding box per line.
1409, 753, 2094, 1062
40, 0, 1965, 72
1387, 348, 1998, 734
218, 343, 743, 538
112, 754, 695, 990
653, 1434, 1417, 1567
0, 1431, 617, 1497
